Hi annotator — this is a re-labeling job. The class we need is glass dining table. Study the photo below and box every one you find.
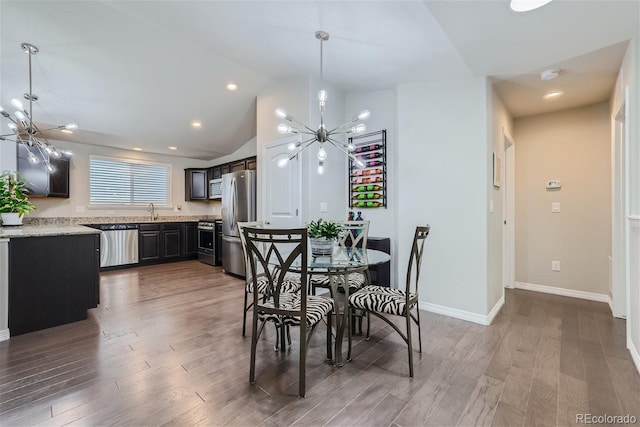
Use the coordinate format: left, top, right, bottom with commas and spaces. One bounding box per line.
288, 246, 391, 366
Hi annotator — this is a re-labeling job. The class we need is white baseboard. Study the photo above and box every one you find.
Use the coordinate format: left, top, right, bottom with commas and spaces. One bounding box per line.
0, 329, 9, 342
419, 295, 504, 326
514, 281, 611, 304
629, 337, 640, 376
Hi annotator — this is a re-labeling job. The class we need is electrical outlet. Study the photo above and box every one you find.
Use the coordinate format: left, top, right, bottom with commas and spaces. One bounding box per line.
552, 202, 561, 213
320, 202, 328, 213
552, 260, 561, 271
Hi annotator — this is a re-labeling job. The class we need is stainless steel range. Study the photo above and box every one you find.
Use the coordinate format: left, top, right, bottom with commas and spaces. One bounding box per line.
197, 221, 215, 265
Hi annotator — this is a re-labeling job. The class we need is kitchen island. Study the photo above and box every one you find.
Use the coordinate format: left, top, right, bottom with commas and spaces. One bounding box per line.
0, 225, 101, 340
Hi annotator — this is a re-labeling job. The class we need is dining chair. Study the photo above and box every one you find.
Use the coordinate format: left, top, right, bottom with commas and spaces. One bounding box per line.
237, 221, 301, 341
310, 220, 370, 293
244, 226, 333, 397
347, 225, 430, 377
310, 220, 370, 335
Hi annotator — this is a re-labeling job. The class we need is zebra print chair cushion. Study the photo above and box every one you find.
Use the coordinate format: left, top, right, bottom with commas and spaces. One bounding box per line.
348, 285, 417, 316
246, 274, 302, 294
310, 271, 367, 290
258, 294, 334, 327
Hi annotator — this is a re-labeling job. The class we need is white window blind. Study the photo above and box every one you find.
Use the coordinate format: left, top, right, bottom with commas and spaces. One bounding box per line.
90, 156, 171, 206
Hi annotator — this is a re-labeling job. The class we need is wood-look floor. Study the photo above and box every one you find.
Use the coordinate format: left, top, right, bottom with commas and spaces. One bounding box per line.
1, 260, 638, 426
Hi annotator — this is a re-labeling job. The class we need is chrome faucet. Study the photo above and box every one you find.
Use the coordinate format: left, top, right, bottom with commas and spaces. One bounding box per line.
147, 203, 156, 221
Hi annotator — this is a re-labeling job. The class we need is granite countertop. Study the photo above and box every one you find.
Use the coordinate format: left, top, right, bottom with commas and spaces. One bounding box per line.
0, 225, 101, 239
22, 215, 221, 227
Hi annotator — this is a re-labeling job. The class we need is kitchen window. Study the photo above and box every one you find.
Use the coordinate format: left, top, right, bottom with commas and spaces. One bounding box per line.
89, 155, 171, 206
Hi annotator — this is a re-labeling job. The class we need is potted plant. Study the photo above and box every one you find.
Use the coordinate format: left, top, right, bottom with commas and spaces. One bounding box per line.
307, 218, 343, 255
0, 172, 36, 226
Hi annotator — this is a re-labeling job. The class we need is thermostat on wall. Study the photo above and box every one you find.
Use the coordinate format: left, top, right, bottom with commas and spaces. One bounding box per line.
546, 180, 561, 189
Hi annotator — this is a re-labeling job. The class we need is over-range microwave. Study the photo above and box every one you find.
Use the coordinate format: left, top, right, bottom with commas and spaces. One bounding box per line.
209, 178, 222, 199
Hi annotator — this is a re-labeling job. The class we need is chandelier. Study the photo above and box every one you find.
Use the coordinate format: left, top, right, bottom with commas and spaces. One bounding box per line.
275, 31, 369, 174
0, 43, 77, 172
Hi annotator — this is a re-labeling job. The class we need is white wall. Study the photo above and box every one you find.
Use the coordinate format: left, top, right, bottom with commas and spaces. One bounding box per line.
487, 85, 514, 313
209, 137, 257, 167
305, 77, 347, 223
514, 103, 611, 296
21, 139, 213, 219
396, 78, 490, 318
256, 76, 347, 225
345, 90, 396, 237
256, 76, 310, 223
346, 90, 396, 285
0, 142, 17, 173
613, 37, 640, 371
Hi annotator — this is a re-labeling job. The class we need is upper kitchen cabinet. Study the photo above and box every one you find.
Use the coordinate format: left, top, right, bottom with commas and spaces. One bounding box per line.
185, 168, 208, 201
246, 156, 257, 170
210, 163, 230, 180
17, 144, 70, 198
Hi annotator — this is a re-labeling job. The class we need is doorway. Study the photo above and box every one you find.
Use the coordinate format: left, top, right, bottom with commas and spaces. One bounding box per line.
611, 87, 628, 320
262, 135, 302, 228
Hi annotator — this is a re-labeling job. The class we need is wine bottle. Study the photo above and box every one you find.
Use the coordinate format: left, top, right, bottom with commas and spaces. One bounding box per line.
352, 176, 381, 184
352, 200, 383, 208
355, 143, 381, 153
352, 168, 382, 177
353, 184, 383, 192
353, 192, 382, 200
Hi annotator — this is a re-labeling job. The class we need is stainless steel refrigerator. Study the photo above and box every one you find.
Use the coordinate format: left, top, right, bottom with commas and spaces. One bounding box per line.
221, 170, 256, 276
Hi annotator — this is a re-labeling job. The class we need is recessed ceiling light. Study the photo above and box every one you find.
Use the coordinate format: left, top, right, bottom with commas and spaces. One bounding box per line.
168, 146, 178, 150
510, 0, 554, 12
133, 147, 142, 151
540, 69, 560, 81
543, 90, 564, 100
226, 83, 238, 91
191, 121, 202, 128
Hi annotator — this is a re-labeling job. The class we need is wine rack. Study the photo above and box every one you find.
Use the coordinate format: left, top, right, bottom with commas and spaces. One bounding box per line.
348, 129, 387, 209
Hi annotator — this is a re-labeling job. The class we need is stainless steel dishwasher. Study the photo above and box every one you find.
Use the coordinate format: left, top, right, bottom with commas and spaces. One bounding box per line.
98, 224, 139, 267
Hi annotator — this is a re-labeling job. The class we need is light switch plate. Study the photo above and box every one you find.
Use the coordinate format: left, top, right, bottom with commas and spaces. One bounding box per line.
552, 202, 561, 213
320, 202, 328, 213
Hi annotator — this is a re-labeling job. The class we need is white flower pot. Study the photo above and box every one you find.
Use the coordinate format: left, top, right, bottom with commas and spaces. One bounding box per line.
1, 212, 23, 226
310, 237, 334, 256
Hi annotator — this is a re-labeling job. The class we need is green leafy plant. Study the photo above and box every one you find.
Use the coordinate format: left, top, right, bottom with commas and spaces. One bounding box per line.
307, 218, 343, 240
0, 172, 36, 215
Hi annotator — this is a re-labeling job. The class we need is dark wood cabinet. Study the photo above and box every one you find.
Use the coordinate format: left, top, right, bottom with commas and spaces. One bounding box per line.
229, 159, 246, 172
162, 224, 181, 259
185, 169, 208, 201
8, 233, 99, 336
138, 222, 197, 266
139, 224, 161, 262
246, 156, 257, 170
183, 222, 197, 256
17, 144, 70, 198
49, 156, 70, 197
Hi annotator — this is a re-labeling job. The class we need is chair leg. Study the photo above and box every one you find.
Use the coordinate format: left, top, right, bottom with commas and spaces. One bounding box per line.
249, 309, 259, 384
242, 290, 249, 337
326, 312, 333, 361
365, 312, 371, 340
287, 325, 292, 346
299, 324, 307, 397
279, 324, 286, 353
347, 307, 353, 362
415, 305, 422, 353
406, 311, 414, 378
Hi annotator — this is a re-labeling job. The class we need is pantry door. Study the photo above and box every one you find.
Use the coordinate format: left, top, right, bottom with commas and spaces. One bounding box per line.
262, 136, 302, 228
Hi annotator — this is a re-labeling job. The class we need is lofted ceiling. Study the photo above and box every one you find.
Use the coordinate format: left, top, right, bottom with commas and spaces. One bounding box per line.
1, 1, 638, 160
